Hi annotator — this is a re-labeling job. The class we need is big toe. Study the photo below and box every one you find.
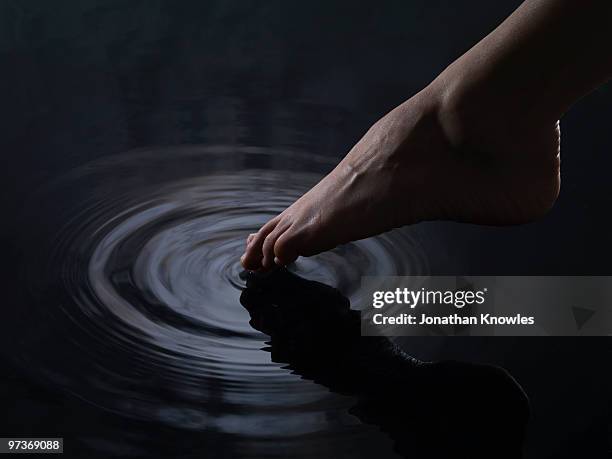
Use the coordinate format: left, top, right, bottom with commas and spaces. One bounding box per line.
273, 227, 305, 266
261, 219, 293, 268
241, 218, 279, 270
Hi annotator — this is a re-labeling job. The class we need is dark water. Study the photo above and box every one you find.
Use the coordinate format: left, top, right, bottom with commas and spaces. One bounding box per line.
3, 145, 435, 457
1, 142, 531, 458
1, 1, 612, 458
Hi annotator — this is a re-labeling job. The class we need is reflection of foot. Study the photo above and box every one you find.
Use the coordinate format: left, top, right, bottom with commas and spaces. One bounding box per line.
240, 268, 530, 458
241, 86, 560, 270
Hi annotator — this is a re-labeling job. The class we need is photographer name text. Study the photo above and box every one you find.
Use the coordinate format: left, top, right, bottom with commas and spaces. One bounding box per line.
372, 312, 535, 326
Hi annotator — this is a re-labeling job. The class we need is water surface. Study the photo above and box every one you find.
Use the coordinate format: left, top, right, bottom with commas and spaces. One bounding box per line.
4, 145, 431, 457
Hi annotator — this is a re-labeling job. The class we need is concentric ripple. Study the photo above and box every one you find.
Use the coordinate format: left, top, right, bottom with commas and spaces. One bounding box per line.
7, 146, 429, 443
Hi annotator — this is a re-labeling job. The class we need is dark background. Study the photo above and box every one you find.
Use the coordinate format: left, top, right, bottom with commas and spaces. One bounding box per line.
0, 1, 611, 457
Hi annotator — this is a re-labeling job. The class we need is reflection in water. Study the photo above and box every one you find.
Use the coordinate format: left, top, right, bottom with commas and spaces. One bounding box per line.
2, 2, 608, 455
4, 145, 439, 457
241, 268, 529, 459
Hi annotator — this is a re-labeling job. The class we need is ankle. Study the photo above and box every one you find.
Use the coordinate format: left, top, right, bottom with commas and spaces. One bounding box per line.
425, 68, 557, 163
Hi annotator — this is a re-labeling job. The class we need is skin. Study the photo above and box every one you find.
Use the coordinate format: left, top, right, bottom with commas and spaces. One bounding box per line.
241, 0, 612, 271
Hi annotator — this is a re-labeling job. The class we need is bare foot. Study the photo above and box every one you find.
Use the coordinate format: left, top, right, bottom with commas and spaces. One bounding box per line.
241, 82, 560, 270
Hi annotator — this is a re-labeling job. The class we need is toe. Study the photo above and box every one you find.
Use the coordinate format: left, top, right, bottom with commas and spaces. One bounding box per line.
273, 227, 302, 266
241, 218, 280, 270
261, 220, 291, 268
